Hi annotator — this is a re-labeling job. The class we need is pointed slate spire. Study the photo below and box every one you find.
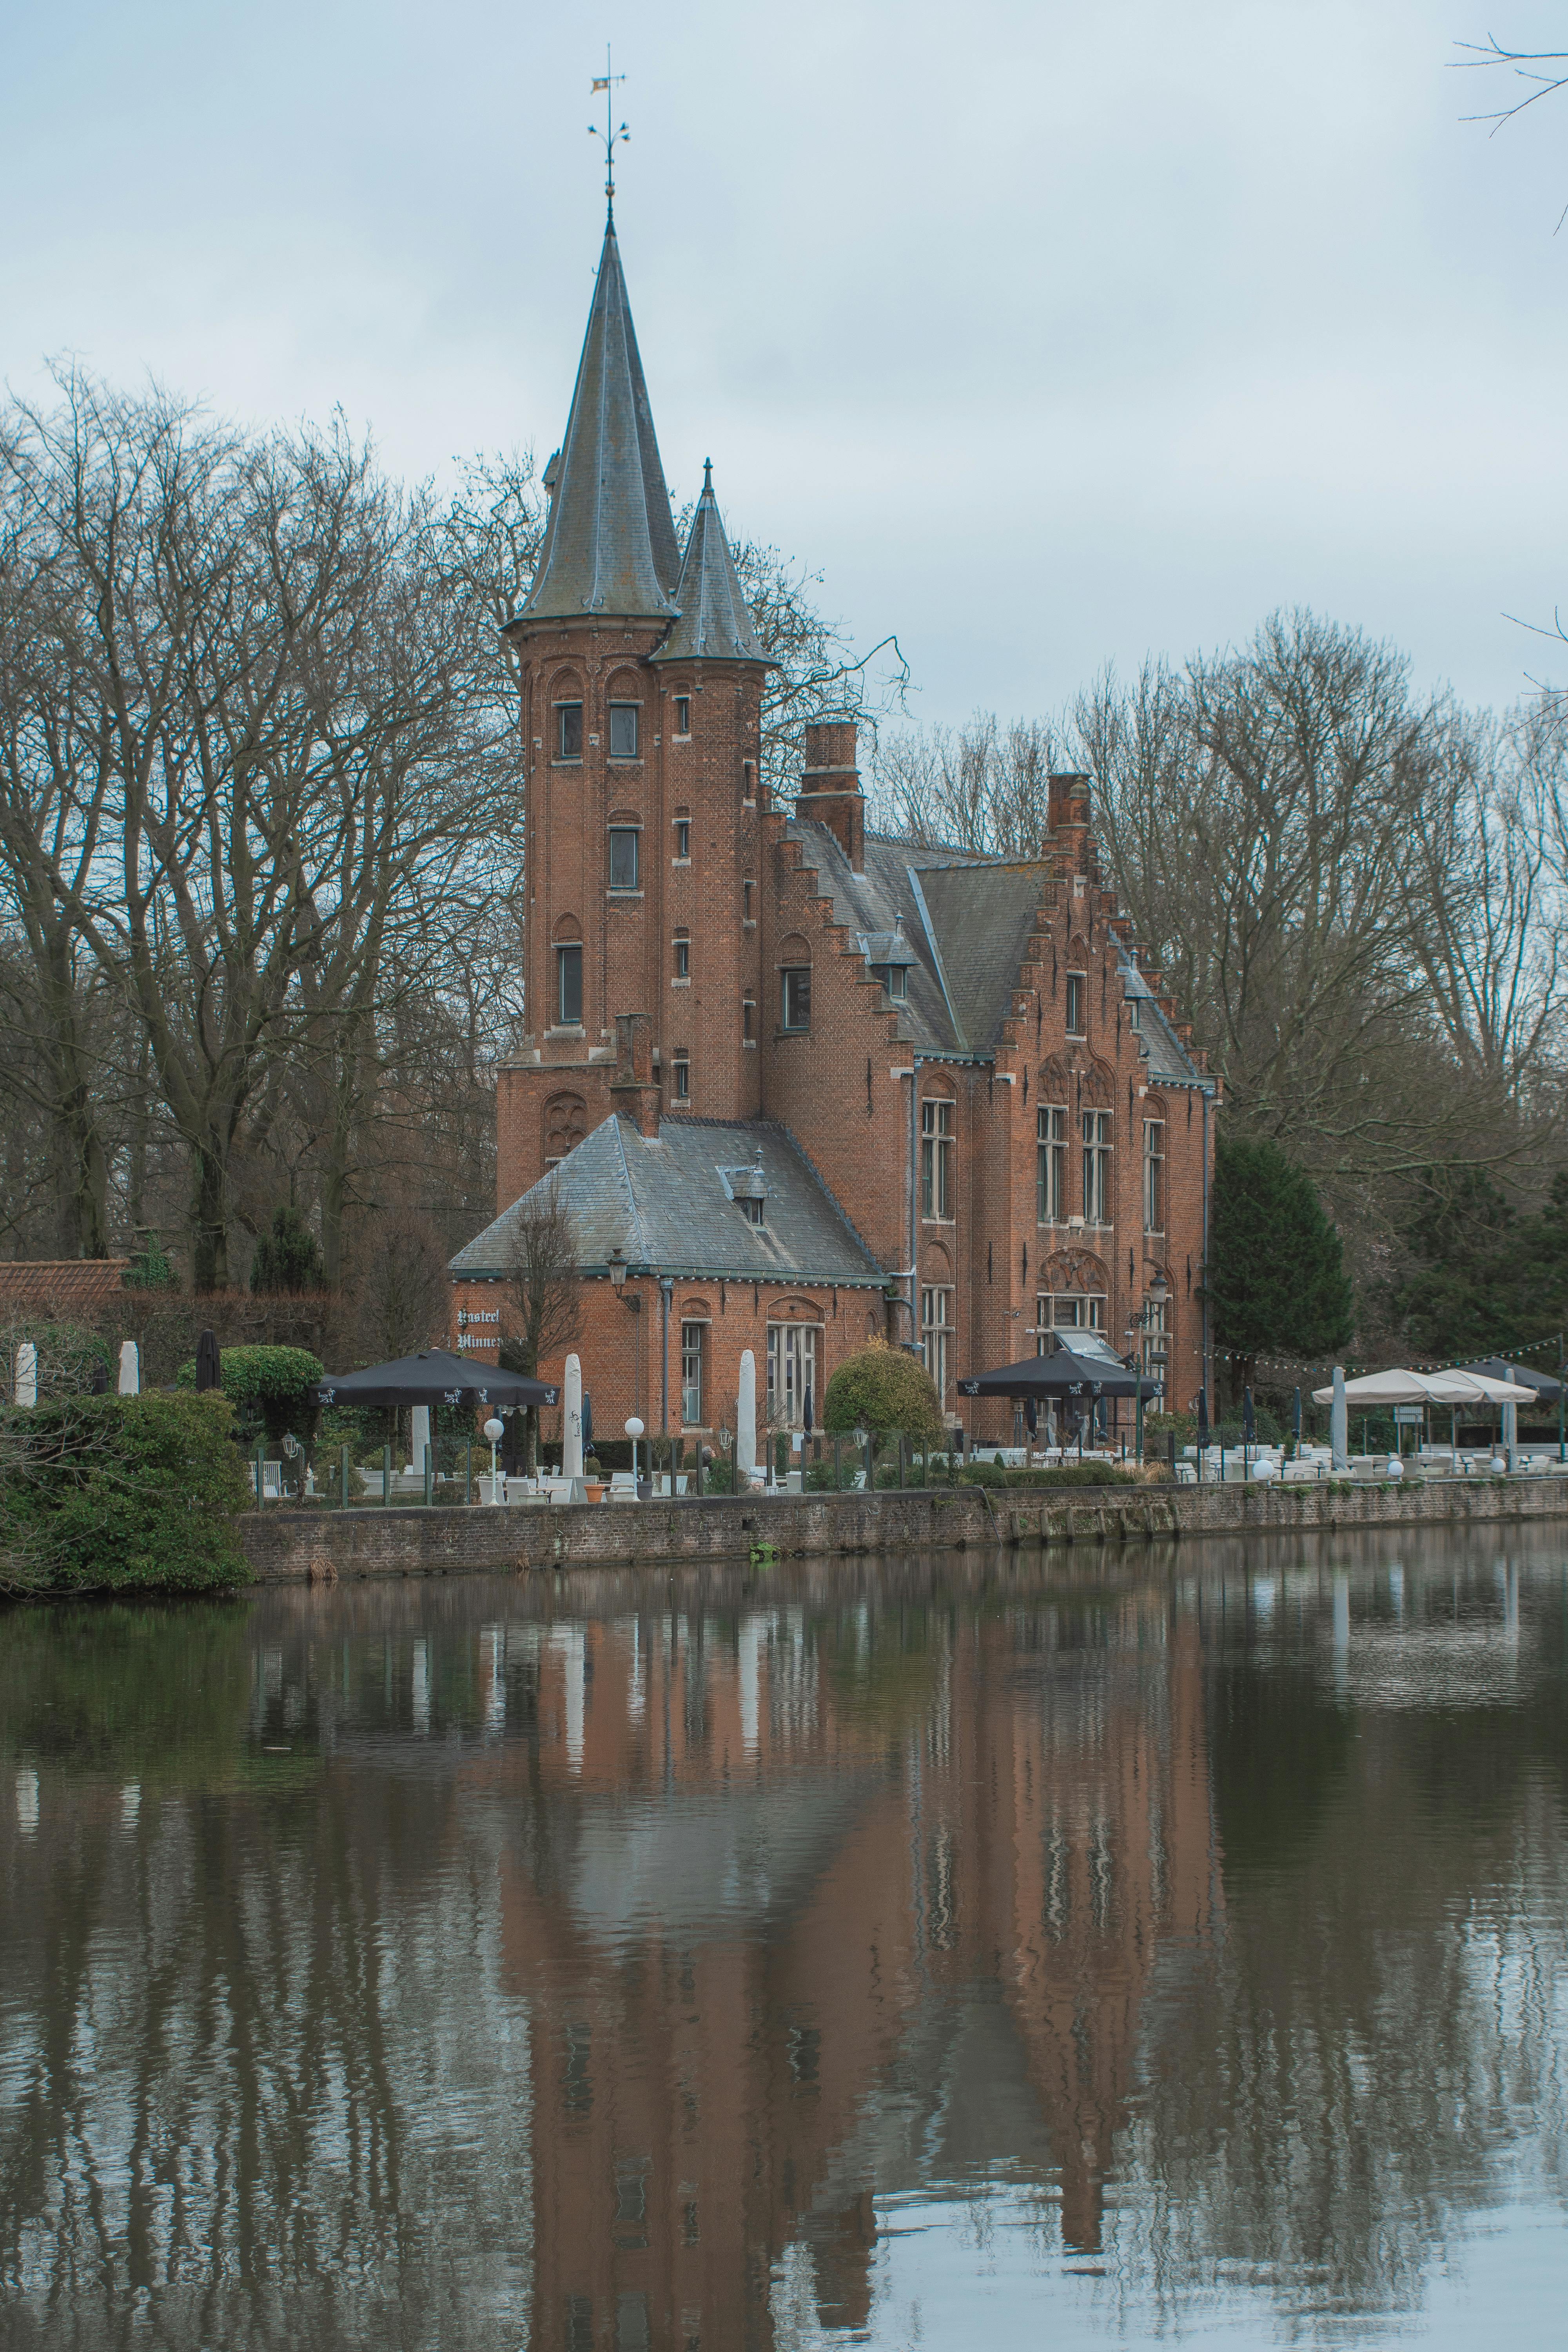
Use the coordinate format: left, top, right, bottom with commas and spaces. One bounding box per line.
522, 220, 682, 621
652, 460, 765, 664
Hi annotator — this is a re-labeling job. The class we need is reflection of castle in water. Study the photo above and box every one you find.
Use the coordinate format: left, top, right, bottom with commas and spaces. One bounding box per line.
489, 1590, 1219, 2346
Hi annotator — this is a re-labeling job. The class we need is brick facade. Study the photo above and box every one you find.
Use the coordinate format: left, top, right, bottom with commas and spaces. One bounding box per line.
456, 220, 1217, 1452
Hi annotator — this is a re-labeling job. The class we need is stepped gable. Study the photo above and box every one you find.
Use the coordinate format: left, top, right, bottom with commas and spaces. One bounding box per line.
652, 461, 765, 664
452, 1115, 884, 1286
521, 218, 681, 621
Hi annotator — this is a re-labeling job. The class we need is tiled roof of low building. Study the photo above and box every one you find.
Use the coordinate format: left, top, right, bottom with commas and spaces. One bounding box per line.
0, 1260, 131, 1316
450, 1116, 886, 1284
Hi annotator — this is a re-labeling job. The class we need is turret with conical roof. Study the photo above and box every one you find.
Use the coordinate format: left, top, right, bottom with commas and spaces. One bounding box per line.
522, 219, 682, 622
653, 461, 765, 665
499, 213, 773, 1178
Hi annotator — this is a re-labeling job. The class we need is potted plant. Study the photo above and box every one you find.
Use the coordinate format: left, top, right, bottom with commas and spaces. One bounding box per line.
582, 1452, 607, 1503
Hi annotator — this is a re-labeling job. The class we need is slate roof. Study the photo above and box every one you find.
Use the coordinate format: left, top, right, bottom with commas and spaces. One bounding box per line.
521, 220, 682, 622
788, 818, 1210, 1084
652, 463, 765, 665
450, 1115, 886, 1285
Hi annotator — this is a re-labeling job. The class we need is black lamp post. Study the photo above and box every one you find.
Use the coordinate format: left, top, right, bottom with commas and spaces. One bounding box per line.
1124, 1270, 1171, 1463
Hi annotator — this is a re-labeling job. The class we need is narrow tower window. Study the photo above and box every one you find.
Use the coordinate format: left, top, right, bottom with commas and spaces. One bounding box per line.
555, 944, 583, 1025
555, 702, 583, 760
1065, 971, 1087, 1036
672, 1055, 691, 1101
673, 933, 690, 980
608, 703, 639, 759
780, 967, 811, 1032
608, 828, 640, 891
921, 1099, 954, 1220
674, 695, 691, 735
674, 819, 691, 860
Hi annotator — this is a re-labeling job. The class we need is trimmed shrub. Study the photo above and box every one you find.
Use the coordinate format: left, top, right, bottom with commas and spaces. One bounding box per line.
823, 1343, 945, 1443
176, 1344, 323, 1443
0, 1393, 254, 1594
958, 1459, 1139, 1490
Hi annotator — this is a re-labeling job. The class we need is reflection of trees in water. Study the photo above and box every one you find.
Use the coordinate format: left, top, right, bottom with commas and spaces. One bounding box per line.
1121, 1557, 1568, 2328
0, 1764, 532, 2351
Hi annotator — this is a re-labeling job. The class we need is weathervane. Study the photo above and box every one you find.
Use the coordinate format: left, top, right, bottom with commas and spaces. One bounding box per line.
590, 48, 629, 219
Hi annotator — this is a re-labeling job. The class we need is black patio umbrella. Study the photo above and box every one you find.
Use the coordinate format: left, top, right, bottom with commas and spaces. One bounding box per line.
194, 1329, 221, 1393
1457, 1357, 1563, 1404
1242, 1387, 1256, 1444
581, 1390, 594, 1452
802, 1380, 814, 1437
1195, 1387, 1210, 1449
1025, 1393, 1038, 1437
958, 1347, 1155, 1403
310, 1349, 558, 1412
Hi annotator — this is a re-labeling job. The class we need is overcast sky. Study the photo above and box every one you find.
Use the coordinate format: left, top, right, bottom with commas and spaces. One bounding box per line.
5, 0, 1567, 728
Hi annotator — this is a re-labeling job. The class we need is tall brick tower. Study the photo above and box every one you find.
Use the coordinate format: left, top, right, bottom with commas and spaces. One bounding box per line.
496, 214, 771, 1202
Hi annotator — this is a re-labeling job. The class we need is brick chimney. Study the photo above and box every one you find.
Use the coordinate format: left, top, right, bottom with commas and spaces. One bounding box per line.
797, 720, 864, 871
1046, 773, 1092, 873
609, 1013, 661, 1137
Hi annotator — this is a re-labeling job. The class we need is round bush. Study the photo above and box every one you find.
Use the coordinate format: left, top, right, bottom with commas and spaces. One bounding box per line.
823, 1343, 945, 1442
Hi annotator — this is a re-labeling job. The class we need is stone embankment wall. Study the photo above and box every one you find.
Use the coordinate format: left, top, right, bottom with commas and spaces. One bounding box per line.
238, 1476, 1568, 1584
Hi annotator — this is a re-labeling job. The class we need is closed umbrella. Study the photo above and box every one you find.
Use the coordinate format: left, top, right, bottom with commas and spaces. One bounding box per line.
581, 1390, 594, 1454
802, 1380, 813, 1437
1330, 1365, 1348, 1471
194, 1329, 221, 1393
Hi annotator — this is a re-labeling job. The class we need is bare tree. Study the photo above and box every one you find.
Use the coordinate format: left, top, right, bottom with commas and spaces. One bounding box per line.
498, 1179, 581, 1470
353, 1211, 451, 1363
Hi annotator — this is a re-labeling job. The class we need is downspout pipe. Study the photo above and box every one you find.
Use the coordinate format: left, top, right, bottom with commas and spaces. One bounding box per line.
660, 1276, 673, 1438
907, 1055, 923, 1346
1201, 1088, 1212, 1407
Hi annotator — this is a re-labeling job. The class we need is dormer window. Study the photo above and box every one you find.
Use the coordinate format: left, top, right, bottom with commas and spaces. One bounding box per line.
730, 1156, 768, 1225
555, 702, 583, 760
608, 703, 640, 759
870, 962, 908, 1000
674, 695, 691, 735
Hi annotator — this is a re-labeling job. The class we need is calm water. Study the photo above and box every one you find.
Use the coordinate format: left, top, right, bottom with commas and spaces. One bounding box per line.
3, 1538, 1568, 2350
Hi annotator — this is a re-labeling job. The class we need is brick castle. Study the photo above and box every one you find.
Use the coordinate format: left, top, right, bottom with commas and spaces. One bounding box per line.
450, 211, 1216, 1449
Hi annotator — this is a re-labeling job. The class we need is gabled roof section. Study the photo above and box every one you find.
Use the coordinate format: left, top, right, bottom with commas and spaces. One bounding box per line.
521, 221, 682, 622
652, 462, 765, 664
450, 1115, 886, 1284
913, 862, 1046, 1054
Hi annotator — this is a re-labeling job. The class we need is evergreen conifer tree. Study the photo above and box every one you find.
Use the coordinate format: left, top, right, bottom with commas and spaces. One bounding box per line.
1208, 1134, 1354, 1368
249, 1207, 324, 1295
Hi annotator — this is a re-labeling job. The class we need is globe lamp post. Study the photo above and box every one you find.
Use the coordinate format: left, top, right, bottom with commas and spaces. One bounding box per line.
483, 1416, 504, 1504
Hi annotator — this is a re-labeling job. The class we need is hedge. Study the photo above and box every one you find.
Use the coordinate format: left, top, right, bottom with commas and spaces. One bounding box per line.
0, 1393, 254, 1595
175, 1344, 323, 1443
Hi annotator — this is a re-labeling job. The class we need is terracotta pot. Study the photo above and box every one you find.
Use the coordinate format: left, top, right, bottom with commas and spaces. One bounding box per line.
584, 1481, 607, 1504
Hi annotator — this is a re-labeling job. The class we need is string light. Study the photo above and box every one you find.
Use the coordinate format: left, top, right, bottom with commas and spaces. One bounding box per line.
1204, 1329, 1565, 1379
